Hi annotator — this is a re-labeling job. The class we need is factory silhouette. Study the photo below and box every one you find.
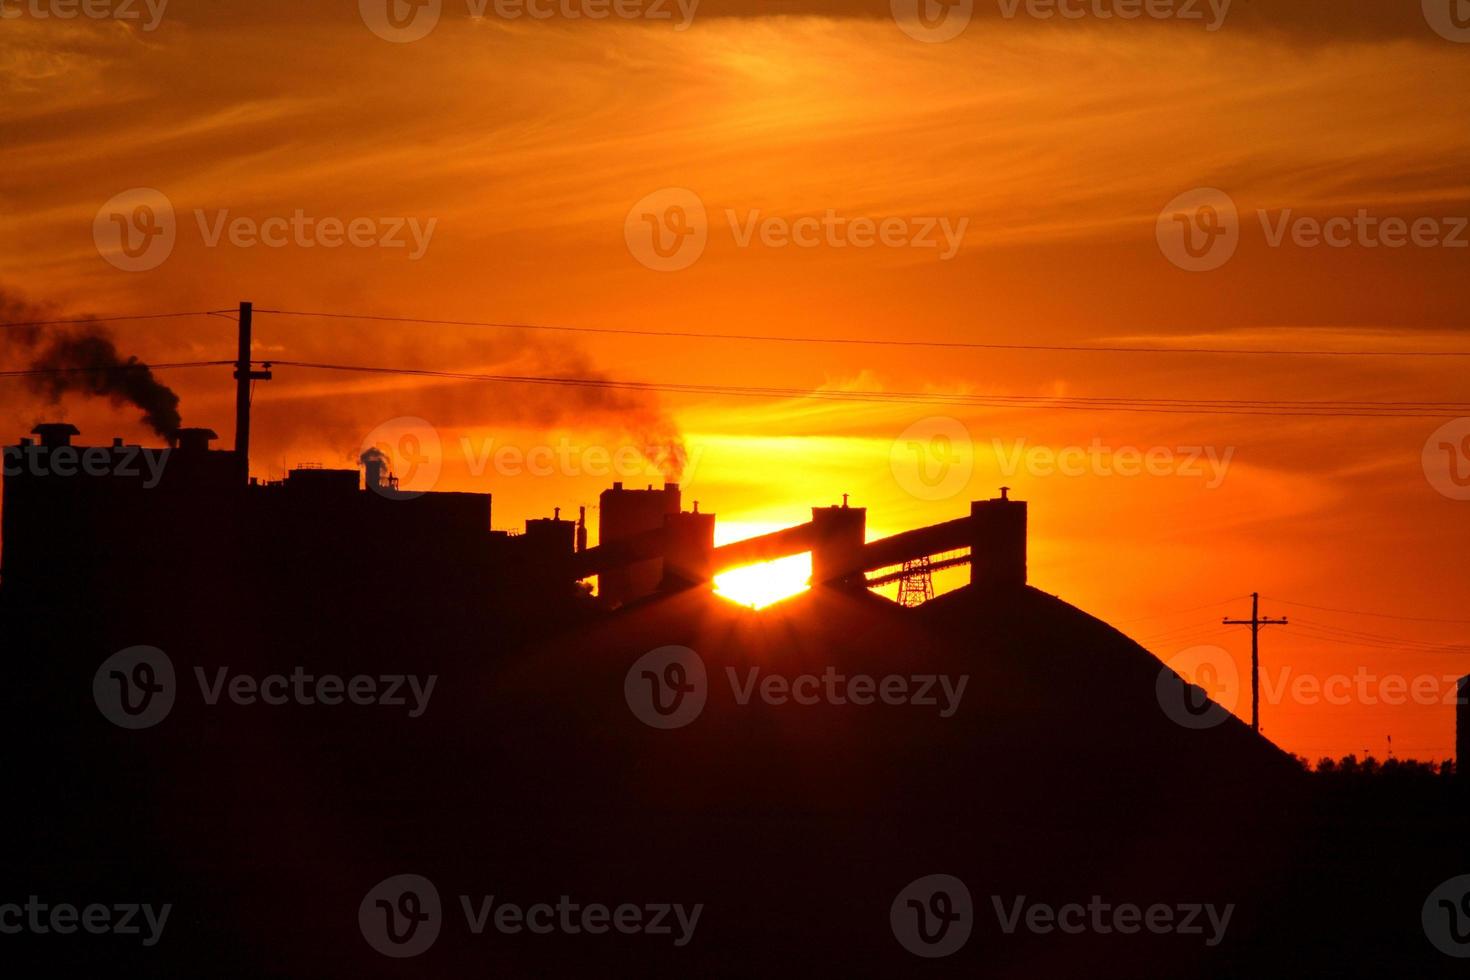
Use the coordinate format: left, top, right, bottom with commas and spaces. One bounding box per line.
1, 309, 1466, 977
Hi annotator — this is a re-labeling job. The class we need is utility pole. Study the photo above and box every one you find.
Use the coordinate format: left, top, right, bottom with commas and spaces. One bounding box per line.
233, 301, 272, 485
1223, 592, 1288, 735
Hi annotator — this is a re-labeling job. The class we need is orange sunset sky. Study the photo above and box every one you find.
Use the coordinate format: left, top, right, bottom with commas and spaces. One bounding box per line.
2, 0, 1468, 760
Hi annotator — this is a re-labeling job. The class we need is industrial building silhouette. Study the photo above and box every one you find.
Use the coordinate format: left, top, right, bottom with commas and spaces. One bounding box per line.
2, 419, 1030, 621
0, 341, 1465, 976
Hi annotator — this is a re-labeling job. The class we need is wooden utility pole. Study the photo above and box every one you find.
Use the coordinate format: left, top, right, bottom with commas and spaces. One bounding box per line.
1223, 592, 1288, 734
232, 301, 272, 485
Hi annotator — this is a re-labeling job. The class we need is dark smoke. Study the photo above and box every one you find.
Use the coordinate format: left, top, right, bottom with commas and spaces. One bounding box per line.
29, 333, 182, 440
1, 288, 183, 441
636, 417, 688, 482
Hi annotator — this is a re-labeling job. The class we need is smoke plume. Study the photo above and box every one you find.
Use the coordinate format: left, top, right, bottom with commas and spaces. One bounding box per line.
1, 288, 183, 441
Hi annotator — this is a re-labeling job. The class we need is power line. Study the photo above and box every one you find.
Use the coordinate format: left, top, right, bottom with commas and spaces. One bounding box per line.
2, 304, 1467, 360
0, 361, 234, 378
257, 359, 1468, 418
250, 308, 1470, 359
1264, 596, 1470, 625
4, 354, 1461, 417
1113, 595, 1251, 624
0, 311, 229, 329
1290, 618, 1469, 653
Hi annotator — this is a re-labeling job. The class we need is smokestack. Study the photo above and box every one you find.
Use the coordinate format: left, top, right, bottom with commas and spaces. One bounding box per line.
810, 499, 866, 589
660, 509, 716, 592
598, 481, 682, 607
360, 447, 394, 493
30, 423, 80, 449
972, 488, 1027, 589
174, 427, 218, 454
576, 506, 588, 553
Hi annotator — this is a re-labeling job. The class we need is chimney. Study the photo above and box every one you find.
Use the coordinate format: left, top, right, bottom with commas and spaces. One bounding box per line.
576, 506, 588, 553
31, 423, 80, 449
660, 509, 716, 592
598, 481, 682, 607
971, 488, 1027, 589
810, 498, 866, 589
524, 513, 577, 558
174, 427, 219, 454
361, 448, 395, 493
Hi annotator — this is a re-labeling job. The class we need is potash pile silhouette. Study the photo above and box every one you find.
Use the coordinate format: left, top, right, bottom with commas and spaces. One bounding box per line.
1, 421, 1464, 979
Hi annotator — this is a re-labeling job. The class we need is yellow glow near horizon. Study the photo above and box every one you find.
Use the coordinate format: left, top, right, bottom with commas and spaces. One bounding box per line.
712, 521, 812, 609
714, 553, 812, 609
